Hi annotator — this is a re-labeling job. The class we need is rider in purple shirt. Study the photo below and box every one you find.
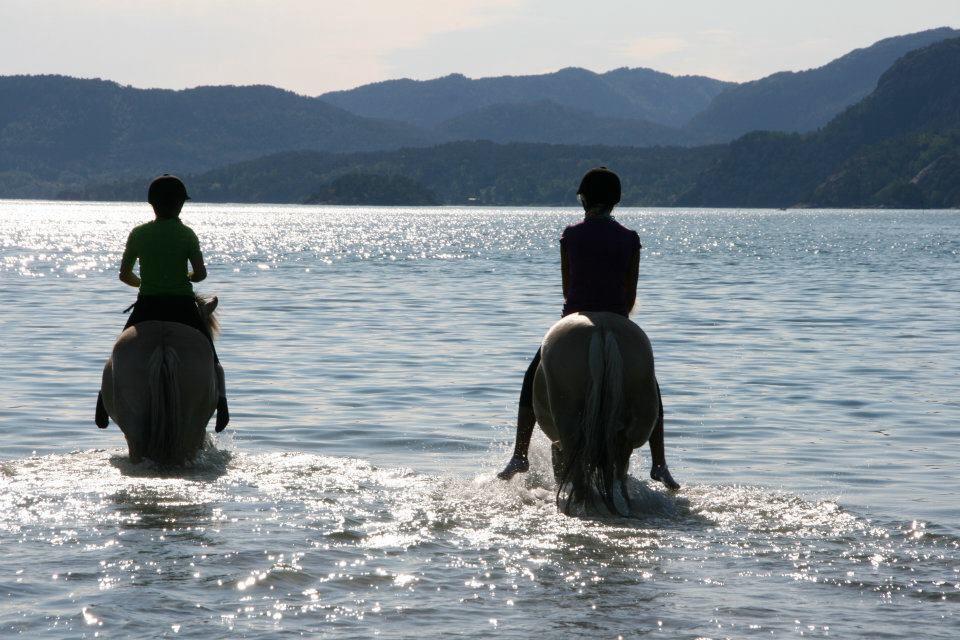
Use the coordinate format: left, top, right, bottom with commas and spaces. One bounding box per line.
497, 167, 680, 490
561, 213, 640, 317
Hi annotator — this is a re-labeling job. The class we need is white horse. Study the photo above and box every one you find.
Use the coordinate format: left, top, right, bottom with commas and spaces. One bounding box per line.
532, 312, 660, 515
99, 297, 222, 465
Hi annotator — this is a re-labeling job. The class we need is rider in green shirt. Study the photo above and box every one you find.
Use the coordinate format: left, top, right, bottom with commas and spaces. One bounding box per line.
122, 216, 202, 297
95, 175, 229, 432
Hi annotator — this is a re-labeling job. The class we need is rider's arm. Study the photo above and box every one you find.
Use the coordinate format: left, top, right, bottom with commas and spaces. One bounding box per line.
189, 252, 207, 283
561, 244, 570, 299
624, 246, 639, 314
119, 232, 141, 288
187, 229, 207, 283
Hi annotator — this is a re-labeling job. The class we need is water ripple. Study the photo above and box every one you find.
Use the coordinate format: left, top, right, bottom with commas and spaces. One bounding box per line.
1, 203, 959, 637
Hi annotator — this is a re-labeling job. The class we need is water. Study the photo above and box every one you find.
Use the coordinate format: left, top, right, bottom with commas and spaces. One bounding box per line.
1, 201, 959, 638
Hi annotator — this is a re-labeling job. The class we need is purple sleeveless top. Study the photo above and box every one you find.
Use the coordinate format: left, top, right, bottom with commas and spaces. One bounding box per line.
560, 216, 640, 317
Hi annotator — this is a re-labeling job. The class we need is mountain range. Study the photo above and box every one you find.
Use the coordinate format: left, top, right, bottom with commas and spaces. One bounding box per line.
2, 26, 960, 206
320, 66, 731, 129
680, 36, 960, 207
0, 76, 434, 196
685, 27, 960, 141
67, 35, 960, 209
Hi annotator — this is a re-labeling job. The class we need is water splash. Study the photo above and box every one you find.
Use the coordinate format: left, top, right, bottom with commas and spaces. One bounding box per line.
2, 443, 957, 637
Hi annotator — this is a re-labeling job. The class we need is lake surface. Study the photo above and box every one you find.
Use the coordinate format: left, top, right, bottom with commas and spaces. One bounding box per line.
1, 201, 958, 638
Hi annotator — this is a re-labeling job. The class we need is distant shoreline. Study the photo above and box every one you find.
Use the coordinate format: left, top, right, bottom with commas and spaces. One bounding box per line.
4, 198, 955, 212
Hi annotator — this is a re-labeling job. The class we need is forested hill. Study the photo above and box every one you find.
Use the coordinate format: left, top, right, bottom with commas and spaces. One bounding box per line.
436, 101, 697, 147
680, 36, 960, 208
0, 76, 433, 196
63, 142, 726, 207
320, 67, 732, 129
685, 27, 960, 142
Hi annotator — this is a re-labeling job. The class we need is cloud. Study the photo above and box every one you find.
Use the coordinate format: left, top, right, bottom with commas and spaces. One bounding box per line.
697, 28, 738, 43
620, 35, 688, 61
3, 1, 958, 91
0, 0, 524, 94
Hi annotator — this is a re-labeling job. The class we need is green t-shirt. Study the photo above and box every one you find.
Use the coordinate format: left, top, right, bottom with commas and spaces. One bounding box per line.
121, 218, 202, 297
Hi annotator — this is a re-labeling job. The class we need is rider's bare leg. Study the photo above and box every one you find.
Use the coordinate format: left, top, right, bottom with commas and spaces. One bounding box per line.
95, 391, 108, 428
497, 406, 535, 479
648, 385, 680, 490
648, 414, 667, 467
497, 348, 541, 480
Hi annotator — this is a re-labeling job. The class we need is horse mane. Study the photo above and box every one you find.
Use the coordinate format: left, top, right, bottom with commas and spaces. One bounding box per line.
194, 294, 220, 338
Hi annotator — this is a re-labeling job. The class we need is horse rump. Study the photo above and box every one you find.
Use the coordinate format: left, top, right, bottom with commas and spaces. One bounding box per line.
556, 327, 630, 516
145, 344, 186, 464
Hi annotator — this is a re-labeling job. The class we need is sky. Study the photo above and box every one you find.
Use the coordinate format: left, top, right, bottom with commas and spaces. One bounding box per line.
2, 0, 959, 95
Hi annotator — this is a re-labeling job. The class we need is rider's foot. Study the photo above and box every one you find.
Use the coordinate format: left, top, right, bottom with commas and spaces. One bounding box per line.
215, 396, 230, 432
95, 393, 109, 429
497, 455, 529, 480
650, 464, 680, 491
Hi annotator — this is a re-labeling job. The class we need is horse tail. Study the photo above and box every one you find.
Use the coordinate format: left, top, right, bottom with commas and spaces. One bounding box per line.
558, 327, 628, 515
145, 342, 183, 464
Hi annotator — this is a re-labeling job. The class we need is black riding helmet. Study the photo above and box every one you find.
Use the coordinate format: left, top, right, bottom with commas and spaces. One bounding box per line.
577, 166, 621, 206
147, 174, 191, 207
